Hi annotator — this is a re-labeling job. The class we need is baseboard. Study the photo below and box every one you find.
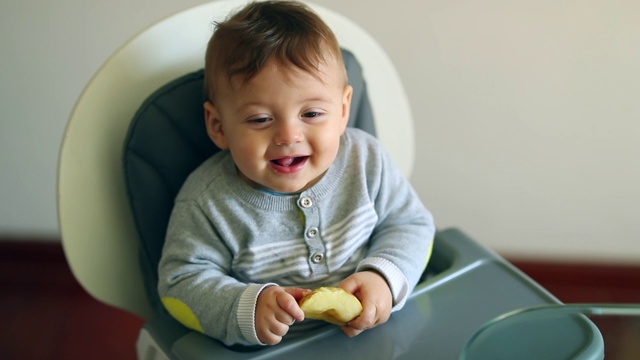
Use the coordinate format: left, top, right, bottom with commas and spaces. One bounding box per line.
509, 258, 640, 304
509, 259, 640, 287
0, 238, 65, 262
0, 238, 74, 286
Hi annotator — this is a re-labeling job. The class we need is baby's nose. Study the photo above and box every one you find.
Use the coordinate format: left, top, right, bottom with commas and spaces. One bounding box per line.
274, 121, 303, 146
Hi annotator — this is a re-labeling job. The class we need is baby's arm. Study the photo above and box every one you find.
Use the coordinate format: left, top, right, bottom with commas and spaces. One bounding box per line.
349, 139, 435, 325
255, 286, 306, 344
158, 200, 266, 346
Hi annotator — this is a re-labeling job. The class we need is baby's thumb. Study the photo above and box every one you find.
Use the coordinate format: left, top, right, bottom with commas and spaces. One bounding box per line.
338, 276, 360, 295
284, 287, 310, 301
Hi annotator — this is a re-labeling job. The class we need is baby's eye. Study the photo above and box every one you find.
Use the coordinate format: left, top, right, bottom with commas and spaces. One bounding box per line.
302, 111, 323, 118
246, 117, 272, 127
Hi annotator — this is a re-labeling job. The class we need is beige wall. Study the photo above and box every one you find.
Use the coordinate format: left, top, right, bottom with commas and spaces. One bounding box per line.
2, 0, 639, 263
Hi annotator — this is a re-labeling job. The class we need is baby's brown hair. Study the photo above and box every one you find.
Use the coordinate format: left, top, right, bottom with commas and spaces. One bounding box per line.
204, 0, 346, 102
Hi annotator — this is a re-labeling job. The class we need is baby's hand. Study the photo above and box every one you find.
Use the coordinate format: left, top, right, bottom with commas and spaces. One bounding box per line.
255, 286, 306, 345
338, 271, 392, 337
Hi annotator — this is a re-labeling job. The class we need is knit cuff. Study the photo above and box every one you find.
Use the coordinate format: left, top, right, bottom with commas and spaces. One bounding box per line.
237, 283, 277, 345
357, 257, 409, 311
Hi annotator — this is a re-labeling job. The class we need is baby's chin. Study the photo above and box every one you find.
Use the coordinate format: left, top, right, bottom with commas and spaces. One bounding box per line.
240, 174, 308, 195
277, 172, 329, 194
239, 168, 329, 194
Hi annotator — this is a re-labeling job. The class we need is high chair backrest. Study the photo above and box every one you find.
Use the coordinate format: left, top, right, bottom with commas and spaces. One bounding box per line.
58, 0, 414, 320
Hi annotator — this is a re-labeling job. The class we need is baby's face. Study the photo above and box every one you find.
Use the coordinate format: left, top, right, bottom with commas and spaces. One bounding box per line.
205, 58, 352, 193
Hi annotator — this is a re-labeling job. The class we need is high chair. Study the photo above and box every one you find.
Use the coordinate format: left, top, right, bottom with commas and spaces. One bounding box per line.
58, 1, 604, 358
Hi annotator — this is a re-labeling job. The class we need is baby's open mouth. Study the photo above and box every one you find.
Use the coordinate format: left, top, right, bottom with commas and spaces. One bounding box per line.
271, 156, 309, 167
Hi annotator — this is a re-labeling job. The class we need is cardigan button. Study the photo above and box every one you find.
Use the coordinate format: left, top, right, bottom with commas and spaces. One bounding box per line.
311, 252, 324, 264
306, 227, 319, 238
299, 196, 313, 208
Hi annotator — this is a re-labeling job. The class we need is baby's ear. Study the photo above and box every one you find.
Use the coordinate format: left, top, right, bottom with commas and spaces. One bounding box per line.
341, 85, 353, 131
204, 101, 228, 149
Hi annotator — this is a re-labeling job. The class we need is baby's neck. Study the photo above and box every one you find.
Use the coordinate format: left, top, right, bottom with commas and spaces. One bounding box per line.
257, 187, 300, 197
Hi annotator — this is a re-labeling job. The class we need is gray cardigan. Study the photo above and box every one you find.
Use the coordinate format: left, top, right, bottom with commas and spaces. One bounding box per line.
158, 128, 435, 346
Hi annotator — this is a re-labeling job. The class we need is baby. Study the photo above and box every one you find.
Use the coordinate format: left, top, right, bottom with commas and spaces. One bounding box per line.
158, 0, 435, 347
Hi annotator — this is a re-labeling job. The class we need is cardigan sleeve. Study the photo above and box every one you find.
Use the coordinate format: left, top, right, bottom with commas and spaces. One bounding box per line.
158, 199, 269, 346
358, 140, 435, 310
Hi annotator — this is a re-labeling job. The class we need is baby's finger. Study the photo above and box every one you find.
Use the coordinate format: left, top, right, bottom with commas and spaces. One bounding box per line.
269, 320, 290, 337
338, 276, 360, 295
260, 332, 283, 345
257, 322, 285, 345
274, 310, 296, 326
283, 287, 310, 301
347, 301, 376, 330
276, 291, 305, 321
342, 324, 364, 337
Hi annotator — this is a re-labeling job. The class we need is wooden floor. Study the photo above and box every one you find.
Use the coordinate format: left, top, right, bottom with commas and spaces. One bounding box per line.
0, 241, 144, 360
1, 241, 639, 360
